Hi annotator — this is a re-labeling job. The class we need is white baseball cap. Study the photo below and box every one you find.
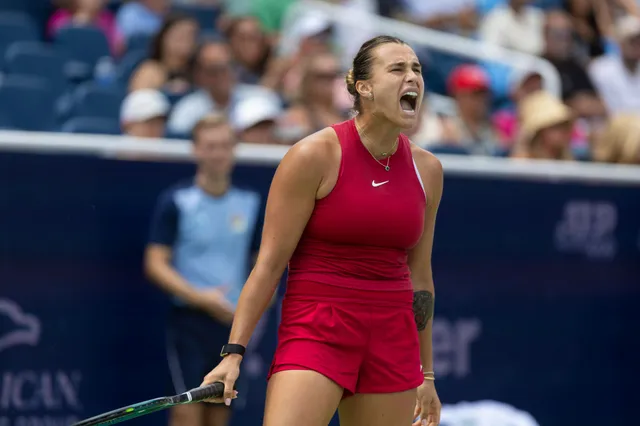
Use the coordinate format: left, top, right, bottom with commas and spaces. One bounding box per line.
120, 89, 170, 124
231, 94, 282, 132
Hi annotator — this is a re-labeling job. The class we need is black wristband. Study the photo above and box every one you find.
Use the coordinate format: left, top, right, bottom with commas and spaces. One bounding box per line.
220, 343, 246, 358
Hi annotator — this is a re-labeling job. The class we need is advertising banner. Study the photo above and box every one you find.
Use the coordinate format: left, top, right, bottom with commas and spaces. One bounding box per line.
1, 152, 638, 426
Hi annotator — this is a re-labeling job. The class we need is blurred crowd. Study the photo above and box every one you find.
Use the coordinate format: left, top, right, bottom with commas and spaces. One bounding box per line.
1, 0, 640, 165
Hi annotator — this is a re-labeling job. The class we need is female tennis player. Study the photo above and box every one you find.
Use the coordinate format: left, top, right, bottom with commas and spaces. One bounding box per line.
201, 35, 443, 426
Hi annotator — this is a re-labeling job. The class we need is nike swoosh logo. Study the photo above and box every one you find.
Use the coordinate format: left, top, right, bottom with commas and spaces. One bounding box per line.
372, 180, 389, 187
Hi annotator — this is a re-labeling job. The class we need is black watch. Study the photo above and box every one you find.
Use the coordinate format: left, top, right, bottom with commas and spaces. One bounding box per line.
220, 343, 246, 358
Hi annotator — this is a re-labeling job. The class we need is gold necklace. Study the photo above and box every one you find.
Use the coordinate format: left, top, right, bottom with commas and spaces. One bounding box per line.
355, 123, 398, 172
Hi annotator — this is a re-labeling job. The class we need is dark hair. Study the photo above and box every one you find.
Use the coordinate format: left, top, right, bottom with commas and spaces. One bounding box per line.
345, 35, 406, 113
149, 13, 198, 63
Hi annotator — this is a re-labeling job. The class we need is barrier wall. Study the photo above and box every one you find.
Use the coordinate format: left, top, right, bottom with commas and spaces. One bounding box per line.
1, 145, 639, 426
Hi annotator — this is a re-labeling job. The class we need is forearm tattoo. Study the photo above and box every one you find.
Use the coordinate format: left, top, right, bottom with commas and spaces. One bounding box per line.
413, 291, 434, 331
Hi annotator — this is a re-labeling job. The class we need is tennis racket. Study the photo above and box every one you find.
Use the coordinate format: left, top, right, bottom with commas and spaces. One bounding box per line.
72, 382, 225, 426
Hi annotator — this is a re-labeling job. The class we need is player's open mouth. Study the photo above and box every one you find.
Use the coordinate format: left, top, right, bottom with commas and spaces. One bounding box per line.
399, 91, 418, 115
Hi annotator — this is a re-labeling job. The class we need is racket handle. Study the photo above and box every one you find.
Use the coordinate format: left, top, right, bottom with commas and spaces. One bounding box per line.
187, 382, 225, 402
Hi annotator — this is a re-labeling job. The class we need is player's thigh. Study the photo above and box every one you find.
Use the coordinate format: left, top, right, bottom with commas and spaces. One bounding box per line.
338, 390, 417, 426
169, 403, 205, 426
263, 369, 344, 426
204, 404, 231, 426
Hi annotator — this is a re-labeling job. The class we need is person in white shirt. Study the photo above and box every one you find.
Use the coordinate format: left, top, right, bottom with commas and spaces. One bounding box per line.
478, 0, 544, 55
167, 39, 278, 137
589, 15, 640, 114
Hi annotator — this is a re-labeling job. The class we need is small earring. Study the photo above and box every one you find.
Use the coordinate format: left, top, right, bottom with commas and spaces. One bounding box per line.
367, 93, 374, 100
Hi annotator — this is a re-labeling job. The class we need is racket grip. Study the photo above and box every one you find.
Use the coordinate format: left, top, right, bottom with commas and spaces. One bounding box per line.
188, 382, 225, 401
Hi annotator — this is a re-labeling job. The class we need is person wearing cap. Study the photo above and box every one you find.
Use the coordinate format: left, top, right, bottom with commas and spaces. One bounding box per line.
440, 64, 501, 156
492, 67, 544, 148
260, 12, 334, 102
231, 92, 283, 144
592, 113, 640, 164
589, 15, 640, 114
120, 89, 170, 138
511, 90, 575, 161
145, 113, 263, 426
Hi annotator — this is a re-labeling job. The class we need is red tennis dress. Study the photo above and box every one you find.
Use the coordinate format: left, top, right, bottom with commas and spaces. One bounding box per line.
267, 118, 427, 395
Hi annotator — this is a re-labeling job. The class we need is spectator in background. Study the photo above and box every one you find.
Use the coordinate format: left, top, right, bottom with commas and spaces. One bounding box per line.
493, 68, 545, 148
231, 93, 283, 144
261, 12, 334, 101
512, 90, 575, 160
129, 14, 199, 94
48, 0, 124, 56
542, 10, 606, 121
592, 113, 640, 164
120, 89, 169, 138
144, 113, 262, 426
167, 39, 277, 136
117, 0, 169, 41
563, 0, 609, 58
589, 15, 640, 114
225, 16, 272, 85
278, 52, 345, 144
440, 64, 501, 155
397, 0, 477, 36
479, 0, 544, 55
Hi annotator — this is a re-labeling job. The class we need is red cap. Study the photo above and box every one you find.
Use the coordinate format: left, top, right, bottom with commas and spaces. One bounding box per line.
448, 64, 490, 94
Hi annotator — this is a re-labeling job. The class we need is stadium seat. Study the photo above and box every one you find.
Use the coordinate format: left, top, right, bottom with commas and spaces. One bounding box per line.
62, 116, 121, 135
4, 42, 69, 97
171, 5, 221, 32
126, 34, 153, 54
0, 12, 39, 67
53, 25, 111, 81
71, 82, 126, 120
0, 75, 56, 131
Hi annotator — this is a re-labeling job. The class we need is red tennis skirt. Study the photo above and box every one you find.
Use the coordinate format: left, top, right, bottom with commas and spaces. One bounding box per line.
267, 280, 424, 396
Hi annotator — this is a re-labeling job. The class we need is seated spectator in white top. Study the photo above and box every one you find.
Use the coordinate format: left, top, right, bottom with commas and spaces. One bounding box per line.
589, 15, 640, 114
231, 93, 283, 145
479, 0, 544, 55
116, 0, 169, 41
398, 0, 477, 35
167, 39, 277, 137
120, 89, 170, 138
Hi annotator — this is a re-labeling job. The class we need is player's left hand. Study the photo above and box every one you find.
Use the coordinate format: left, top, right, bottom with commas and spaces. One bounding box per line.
413, 380, 441, 426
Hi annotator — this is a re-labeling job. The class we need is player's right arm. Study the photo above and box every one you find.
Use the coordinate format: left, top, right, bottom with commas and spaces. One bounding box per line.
201, 129, 336, 402
144, 190, 234, 323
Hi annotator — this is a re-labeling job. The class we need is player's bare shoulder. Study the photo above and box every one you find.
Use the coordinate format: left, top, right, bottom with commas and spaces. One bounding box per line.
275, 126, 341, 185
409, 141, 443, 182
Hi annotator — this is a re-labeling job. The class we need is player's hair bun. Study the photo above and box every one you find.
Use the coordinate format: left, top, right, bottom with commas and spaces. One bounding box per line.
345, 69, 357, 95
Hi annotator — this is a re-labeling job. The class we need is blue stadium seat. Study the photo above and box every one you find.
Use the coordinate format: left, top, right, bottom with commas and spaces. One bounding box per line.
0, 75, 56, 131
0, 12, 38, 68
115, 49, 147, 87
4, 42, 69, 97
72, 82, 126, 120
428, 144, 472, 156
126, 34, 153, 54
62, 116, 121, 135
171, 5, 221, 31
53, 25, 111, 81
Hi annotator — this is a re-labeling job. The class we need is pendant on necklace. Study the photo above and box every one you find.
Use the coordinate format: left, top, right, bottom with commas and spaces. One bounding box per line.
385, 166, 390, 171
